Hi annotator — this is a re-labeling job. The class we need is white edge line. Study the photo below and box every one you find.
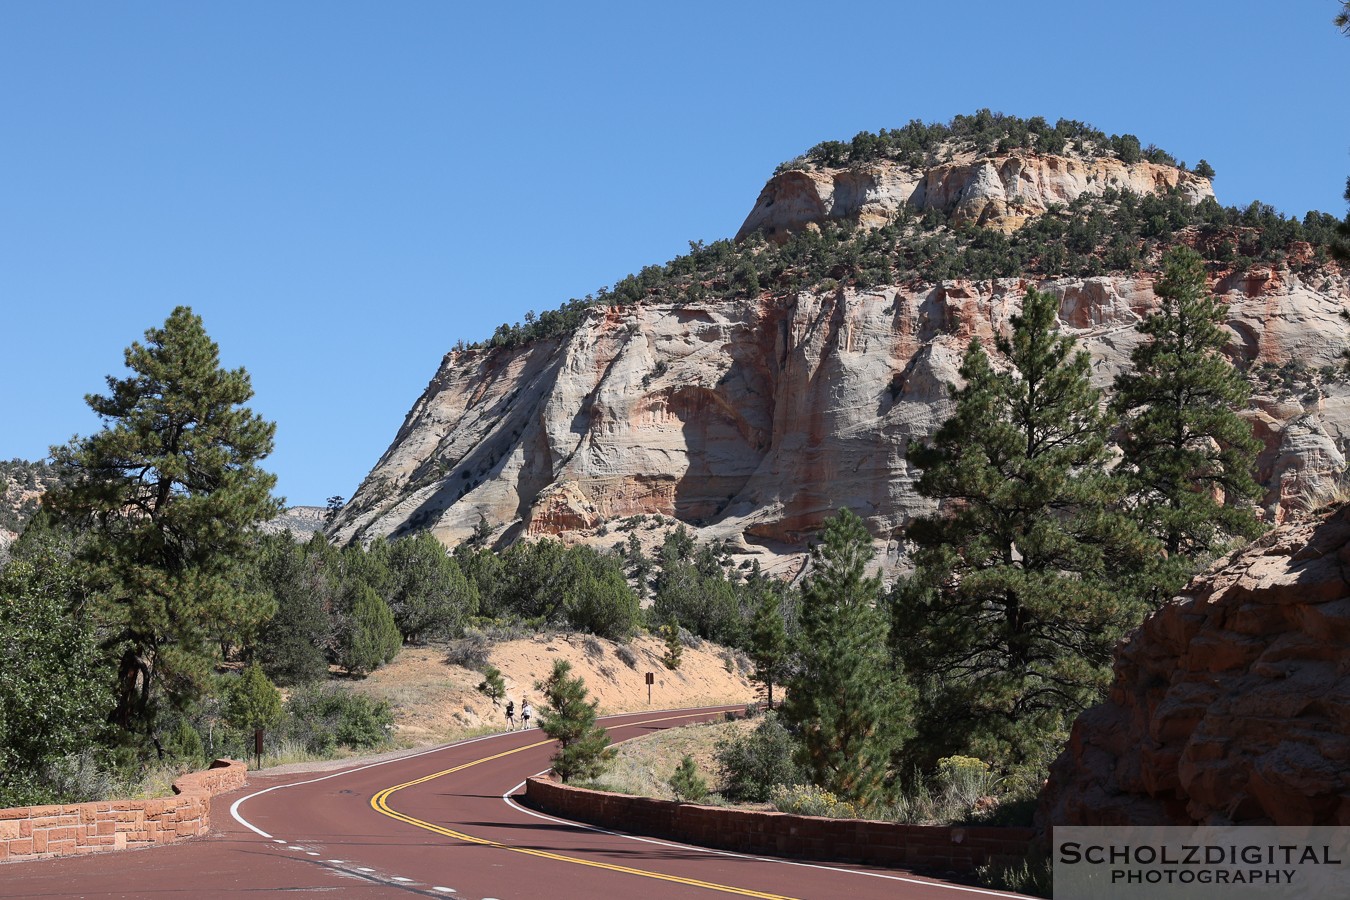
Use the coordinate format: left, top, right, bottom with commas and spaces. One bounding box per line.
501, 774, 1033, 900
229, 705, 738, 838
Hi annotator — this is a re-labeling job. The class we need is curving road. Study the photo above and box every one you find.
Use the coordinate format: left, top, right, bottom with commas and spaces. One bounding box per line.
1, 707, 1030, 899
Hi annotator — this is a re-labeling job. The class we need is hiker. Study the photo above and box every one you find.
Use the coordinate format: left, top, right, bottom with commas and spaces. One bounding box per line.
520, 699, 532, 728
505, 698, 516, 730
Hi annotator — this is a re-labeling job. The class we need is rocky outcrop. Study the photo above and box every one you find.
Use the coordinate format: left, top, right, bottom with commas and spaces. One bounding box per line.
257, 505, 328, 538
736, 152, 1214, 240
1039, 507, 1350, 827
331, 268, 1350, 575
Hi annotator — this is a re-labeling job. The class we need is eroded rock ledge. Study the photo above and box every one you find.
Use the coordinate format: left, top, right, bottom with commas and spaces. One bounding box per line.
1040, 508, 1350, 827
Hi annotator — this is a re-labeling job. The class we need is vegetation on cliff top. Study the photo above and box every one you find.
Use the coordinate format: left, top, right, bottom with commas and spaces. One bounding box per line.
778, 109, 1183, 172
466, 121, 1342, 354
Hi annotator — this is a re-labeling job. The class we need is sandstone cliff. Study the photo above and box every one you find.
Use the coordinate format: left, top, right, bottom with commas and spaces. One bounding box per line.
737, 152, 1214, 239
1039, 506, 1350, 826
331, 267, 1350, 573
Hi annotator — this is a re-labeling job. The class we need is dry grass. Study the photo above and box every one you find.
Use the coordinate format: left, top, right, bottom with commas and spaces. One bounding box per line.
588, 718, 756, 800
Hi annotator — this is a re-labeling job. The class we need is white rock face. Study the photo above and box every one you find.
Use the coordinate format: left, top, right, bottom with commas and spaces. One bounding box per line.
332, 269, 1350, 574
736, 152, 1214, 239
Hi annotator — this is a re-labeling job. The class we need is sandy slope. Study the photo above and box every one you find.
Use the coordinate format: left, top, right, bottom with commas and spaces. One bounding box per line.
347, 633, 757, 746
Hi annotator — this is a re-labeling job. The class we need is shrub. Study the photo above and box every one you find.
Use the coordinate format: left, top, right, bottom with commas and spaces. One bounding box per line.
335, 582, 400, 676
446, 628, 493, 671
615, 644, 638, 669
936, 755, 998, 811
716, 714, 805, 802
2, 749, 121, 807
976, 851, 1052, 898
224, 663, 284, 732
283, 685, 393, 754
164, 721, 206, 767
770, 783, 859, 819
582, 635, 604, 659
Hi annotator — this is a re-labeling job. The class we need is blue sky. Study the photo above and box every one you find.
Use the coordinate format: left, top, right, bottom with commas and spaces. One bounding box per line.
3, 2, 1348, 506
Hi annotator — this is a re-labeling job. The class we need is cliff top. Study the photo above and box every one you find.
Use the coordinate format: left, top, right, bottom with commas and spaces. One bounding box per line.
775, 110, 1194, 175
461, 112, 1339, 354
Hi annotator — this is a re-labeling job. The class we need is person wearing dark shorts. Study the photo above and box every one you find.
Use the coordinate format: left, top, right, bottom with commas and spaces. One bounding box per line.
521, 700, 532, 728
505, 699, 516, 730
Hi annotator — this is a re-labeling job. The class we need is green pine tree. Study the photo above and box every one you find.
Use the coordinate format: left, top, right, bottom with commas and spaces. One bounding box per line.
668, 754, 709, 802
747, 570, 790, 710
224, 662, 283, 733
477, 665, 506, 706
660, 613, 683, 670
781, 509, 912, 806
255, 534, 331, 686
535, 659, 613, 783
46, 306, 281, 736
900, 287, 1152, 787
1112, 246, 1263, 594
336, 582, 400, 676
624, 531, 652, 601
560, 546, 642, 640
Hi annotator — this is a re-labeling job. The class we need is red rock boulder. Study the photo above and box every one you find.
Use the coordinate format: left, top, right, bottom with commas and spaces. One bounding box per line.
1040, 506, 1350, 827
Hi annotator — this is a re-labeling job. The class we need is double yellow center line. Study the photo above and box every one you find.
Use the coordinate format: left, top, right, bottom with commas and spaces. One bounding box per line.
369, 712, 797, 899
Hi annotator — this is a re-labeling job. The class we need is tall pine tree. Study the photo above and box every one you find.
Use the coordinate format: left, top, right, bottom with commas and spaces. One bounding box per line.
899, 287, 1151, 787
747, 568, 789, 710
1112, 246, 1263, 594
781, 509, 912, 805
47, 307, 280, 737
254, 534, 332, 686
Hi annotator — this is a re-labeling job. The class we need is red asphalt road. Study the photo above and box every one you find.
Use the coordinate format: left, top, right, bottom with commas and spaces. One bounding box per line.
0, 707, 1031, 900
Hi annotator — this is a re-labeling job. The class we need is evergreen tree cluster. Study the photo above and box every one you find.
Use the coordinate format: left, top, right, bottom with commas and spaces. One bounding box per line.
786, 111, 1177, 172
893, 253, 1263, 788
251, 528, 479, 682
452, 537, 639, 640
0, 309, 436, 804
753, 250, 1265, 808
448, 525, 800, 656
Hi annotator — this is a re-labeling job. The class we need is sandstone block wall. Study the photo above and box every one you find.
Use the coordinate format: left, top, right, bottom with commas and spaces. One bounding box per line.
0, 758, 246, 863
524, 776, 1033, 873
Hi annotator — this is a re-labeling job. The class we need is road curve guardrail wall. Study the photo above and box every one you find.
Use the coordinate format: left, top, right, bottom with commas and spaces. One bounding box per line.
524, 775, 1034, 874
0, 758, 246, 863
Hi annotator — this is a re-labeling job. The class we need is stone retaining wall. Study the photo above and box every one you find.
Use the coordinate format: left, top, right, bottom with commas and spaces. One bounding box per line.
524, 776, 1034, 874
0, 758, 247, 863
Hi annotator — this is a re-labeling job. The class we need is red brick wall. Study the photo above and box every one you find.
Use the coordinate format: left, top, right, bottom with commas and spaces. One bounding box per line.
0, 758, 247, 864
524, 777, 1034, 874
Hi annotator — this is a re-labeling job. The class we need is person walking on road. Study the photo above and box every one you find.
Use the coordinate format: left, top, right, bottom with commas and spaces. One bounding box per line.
520, 700, 532, 728
505, 698, 516, 730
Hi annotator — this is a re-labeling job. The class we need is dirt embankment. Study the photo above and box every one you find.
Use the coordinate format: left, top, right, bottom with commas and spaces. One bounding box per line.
347, 633, 757, 746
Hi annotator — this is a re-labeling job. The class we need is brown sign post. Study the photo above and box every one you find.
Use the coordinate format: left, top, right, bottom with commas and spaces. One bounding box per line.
645, 671, 654, 705
254, 728, 264, 771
